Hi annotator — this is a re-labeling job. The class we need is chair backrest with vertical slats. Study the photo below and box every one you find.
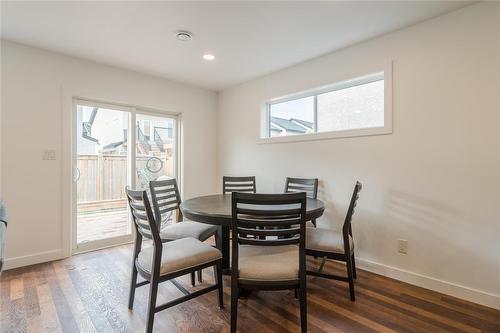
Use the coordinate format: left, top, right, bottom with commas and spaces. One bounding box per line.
149, 178, 183, 225
126, 187, 161, 243
343, 181, 362, 235
223, 176, 256, 194
231, 192, 307, 247
284, 177, 318, 199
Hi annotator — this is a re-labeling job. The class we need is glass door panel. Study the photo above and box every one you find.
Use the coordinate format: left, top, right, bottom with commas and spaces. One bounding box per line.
75, 103, 131, 245
135, 113, 177, 190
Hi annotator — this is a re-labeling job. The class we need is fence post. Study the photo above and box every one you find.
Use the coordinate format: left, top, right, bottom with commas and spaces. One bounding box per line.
97, 152, 103, 201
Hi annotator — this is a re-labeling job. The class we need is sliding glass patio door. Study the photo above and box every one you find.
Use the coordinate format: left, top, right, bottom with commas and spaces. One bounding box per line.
72, 100, 177, 253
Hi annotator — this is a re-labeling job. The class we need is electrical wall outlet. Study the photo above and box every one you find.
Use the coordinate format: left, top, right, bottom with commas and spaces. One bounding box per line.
42, 149, 56, 160
398, 239, 408, 254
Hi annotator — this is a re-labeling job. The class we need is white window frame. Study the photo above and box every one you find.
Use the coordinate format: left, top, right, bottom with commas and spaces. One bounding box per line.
259, 63, 393, 144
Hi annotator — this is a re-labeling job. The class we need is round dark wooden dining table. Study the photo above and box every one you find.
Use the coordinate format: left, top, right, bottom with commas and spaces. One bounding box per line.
180, 193, 325, 272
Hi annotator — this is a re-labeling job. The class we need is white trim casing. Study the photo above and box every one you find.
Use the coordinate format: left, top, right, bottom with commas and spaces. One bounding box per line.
3, 249, 63, 270
260, 62, 393, 144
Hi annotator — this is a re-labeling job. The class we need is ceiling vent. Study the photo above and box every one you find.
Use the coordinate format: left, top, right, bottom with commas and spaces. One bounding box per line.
174, 30, 193, 42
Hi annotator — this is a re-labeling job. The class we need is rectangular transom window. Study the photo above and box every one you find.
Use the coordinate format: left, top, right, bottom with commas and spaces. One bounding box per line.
262, 69, 392, 143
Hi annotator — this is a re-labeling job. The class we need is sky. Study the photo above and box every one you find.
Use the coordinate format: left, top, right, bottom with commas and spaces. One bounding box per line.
270, 96, 314, 122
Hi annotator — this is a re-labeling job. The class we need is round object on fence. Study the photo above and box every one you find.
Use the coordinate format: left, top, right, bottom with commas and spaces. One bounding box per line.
146, 157, 163, 173
74, 167, 81, 182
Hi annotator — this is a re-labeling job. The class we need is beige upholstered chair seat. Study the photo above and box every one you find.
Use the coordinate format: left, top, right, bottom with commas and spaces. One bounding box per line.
159, 221, 217, 242
306, 228, 354, 254
137, 237, 222, 276
238, 245, 299, 282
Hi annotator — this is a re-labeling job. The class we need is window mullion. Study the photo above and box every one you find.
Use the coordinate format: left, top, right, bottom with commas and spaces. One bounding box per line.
313, 95, 318, 133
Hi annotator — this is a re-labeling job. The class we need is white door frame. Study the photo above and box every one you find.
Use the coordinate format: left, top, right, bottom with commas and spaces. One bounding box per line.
71, 98, 179, 254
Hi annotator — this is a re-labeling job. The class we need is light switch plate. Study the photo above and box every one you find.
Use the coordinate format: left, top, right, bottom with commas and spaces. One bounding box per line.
42, 149, 56, 160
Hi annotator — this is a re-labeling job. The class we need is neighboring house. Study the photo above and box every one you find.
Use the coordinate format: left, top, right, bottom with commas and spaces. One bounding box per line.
77, 105, 174, 156
270, 116, 314, 136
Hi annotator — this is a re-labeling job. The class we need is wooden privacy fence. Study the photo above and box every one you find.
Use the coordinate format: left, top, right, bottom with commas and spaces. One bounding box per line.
77, 154, 127, 203
77, 153, 172, 205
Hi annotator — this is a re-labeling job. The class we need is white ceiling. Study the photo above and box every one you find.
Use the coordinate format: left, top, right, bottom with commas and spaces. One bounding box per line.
1, 1, 473, 91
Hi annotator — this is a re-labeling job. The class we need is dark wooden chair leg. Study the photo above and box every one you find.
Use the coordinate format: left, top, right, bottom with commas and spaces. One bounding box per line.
128, 264, 138, 309
294, 288, 298, 299
191, 271, 196, 286
318, 257, 327, 273
215, 263, 223, 309
312, 218, 318, 258
346, 254, 355, 301
352, 253, 357, 279
230, 282, 238, 333
198, 269, 203, 283
299, 282, 307, 333
146, 278, 159, 333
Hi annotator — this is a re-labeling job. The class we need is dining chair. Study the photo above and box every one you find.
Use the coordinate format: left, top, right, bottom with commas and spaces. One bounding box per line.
126, 188, 224, 333
305, 181, 362, 301
223, 176, 257, 242
222, 176, 256, 194
149, 178, 218, 285
285, 177, 318, 227
230, 192, 308, 333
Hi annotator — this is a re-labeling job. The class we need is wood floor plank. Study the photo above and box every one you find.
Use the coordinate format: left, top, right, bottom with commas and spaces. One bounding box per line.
22, 268, 41, 318
344, 266, 500, 327
259, 290, 344, 333
66, 257, 121, 333
52, 261, 97, 333
355, 285, 481, 333
309, 293, 398, 333
10, 277, 24, 301
1, 244, 499, 333
0, 272, 12, 332
36, 278, 62, 333
307, 281, 450, 333
441, 295, 500, 318
354, 272, 500, 327
22, 267, 41, 333
42, 263, 81, 333
9, 298, 27, 333
398, 293, 500, 333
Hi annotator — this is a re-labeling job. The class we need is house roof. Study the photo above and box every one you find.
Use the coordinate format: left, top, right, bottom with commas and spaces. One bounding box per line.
271, 117, 308, 133
270, 123, 282, 132
270, 116, 314, 134
290, 118, 313, 129
103, 141, 124, 151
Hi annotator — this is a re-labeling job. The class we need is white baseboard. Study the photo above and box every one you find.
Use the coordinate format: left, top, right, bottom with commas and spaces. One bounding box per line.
3, 249, 64, 271
357, 257, 500, 310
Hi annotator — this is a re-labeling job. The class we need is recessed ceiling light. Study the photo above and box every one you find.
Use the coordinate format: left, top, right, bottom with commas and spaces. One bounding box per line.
203, 54, 215, 61
175, 30, 193, 42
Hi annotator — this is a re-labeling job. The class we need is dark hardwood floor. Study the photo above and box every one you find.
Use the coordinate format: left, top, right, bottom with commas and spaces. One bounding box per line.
1, 244, 499, 333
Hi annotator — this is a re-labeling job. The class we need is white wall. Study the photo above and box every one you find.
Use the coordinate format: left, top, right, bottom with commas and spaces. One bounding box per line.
1, 40, 218, 269
217, 2, 500, 309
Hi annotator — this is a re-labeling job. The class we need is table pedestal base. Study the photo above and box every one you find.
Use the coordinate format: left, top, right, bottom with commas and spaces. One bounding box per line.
217, 225, 231, 273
